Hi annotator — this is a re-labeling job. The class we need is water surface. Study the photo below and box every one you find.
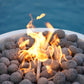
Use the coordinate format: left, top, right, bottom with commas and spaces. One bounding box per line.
0, 0, 84, 34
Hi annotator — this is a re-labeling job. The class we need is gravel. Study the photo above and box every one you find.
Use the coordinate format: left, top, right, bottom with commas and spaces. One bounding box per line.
0, 63, 7, 74
53, 72, 65, 84
0, 57, 10, 66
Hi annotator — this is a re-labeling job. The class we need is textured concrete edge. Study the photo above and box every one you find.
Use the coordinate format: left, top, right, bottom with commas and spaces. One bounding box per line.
0, 28, 84, 44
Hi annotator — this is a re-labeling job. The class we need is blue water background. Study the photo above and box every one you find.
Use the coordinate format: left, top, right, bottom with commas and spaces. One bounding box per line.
0, 0, 84, 34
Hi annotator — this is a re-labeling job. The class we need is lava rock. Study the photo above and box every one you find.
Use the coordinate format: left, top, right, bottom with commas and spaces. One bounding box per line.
65, 81, 71, 84
0, 63, 7, 74
42, 31, 49, 38
17, 36, 35, 49
0, 43, 5, 51
31, 61, 37, 69
42, 66, 46, 71
0, 57, 10, 66
37, 77, 48, 84
20, 62, 29, 68
65, 41, 74, 48
8, 64, 18, 73
53, 30, 65, 38
69, 45, 78, 55
2, 48, 19, 60
75, 53, 84, 61
73, 42, 78, 47
5, 41, 16, 49
43, 59, 60, 70
63, 69, 77, 82
59, 38, 67, 47
75, 74, 84, 84
77, 40, 84, 50
76, 66, 84, 74
66, 34, 78, 42
62, 48, 70, 56
53, 72, 65, 84
2, 81, 14, 84
0, 74, 10, 83
72, 82, 80, 84
0, 53, 2, 58
61, 55, 72, 62
61, 60, 77, 69
10, 60, 19, 66
19, 79, 32, 84
72, 55, 83, 65
4, 38, 15, 43
40, 70, 56, 78
48, 81, 54, 84
17, 70, 23, 77
10, 72, 22, 83
24, 72, 36, 83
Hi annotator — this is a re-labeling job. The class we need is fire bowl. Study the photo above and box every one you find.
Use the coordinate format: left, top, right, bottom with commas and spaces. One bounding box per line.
0, 28, 84, 84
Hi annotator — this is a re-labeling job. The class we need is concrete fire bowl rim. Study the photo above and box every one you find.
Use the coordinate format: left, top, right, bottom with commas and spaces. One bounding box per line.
0, 28, 84, 44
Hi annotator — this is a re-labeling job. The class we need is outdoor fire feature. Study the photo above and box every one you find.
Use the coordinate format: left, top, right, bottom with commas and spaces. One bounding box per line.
0, 14, 84, 84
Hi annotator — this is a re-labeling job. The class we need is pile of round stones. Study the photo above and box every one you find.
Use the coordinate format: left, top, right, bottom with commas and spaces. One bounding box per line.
0, 29, 84, 84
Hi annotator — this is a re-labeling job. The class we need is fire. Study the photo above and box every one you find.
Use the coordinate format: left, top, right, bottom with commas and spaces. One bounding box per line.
36, 13, 45, 20
46, 65, 52, 74
18, 13, 68, 76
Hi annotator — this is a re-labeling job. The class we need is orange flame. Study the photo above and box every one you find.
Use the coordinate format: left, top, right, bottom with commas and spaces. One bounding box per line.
26, 14, 35, 28
36, 13, 45, 20
18, 13, 68, 74
68, 48, 72, 56
46, 65, 52, 74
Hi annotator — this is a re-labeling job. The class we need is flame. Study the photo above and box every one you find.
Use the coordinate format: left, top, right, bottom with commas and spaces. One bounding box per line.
46, 65, 52, 74
68, 48, 72, 56
18, 13, 68, 74
36, 13, 45, 20
26, 14, 35, 28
